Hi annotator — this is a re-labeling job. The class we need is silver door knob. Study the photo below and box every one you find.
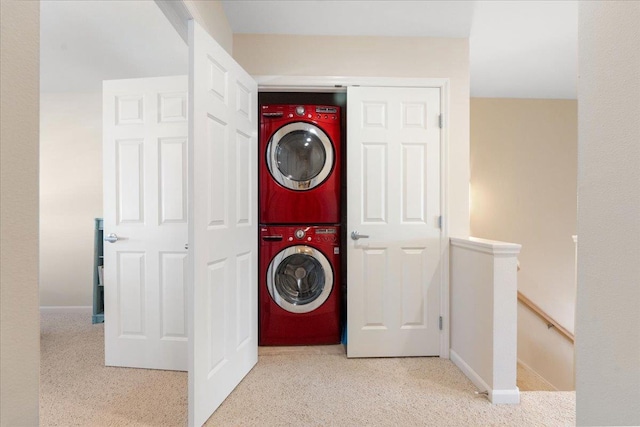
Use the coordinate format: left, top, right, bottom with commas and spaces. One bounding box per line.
351, 231, 370, 240
104, 233, 119, 243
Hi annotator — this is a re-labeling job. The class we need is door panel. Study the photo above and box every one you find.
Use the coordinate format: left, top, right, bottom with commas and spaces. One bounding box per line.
116, 139, 144, 223
103, 75, 188, 370
160, 252, 187, 338
159, 138, 188, 223
188, 20, 258, 427
347, 86, 442, 358
362, 143, 387, 223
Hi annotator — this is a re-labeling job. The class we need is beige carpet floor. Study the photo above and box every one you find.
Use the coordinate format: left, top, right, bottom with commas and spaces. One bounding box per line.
40, 312, 575, 426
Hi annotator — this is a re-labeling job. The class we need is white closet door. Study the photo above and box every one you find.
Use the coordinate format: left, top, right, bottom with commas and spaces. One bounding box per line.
188, 20, 258, 427
347, 86, 442, 358
103, 75, 189, 371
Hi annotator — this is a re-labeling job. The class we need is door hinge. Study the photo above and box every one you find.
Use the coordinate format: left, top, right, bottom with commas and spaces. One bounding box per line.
439, 316, 443, 330
438, 215, 443, 230
439, 114, 444, 129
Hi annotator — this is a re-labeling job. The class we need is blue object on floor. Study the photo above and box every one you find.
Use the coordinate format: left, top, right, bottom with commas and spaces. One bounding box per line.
341, 323, 347, 345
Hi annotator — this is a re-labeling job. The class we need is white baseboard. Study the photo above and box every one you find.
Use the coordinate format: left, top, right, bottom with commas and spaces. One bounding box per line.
450, 349, 520, 405
490, 388, 520, 404
40, 306, 92, 314
450, 349, 491, 395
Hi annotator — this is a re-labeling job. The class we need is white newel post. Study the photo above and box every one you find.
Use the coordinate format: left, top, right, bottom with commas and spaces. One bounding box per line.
450, 237, 522, 404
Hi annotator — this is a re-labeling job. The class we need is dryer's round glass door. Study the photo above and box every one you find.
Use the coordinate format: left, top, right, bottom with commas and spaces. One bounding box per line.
266, 122, 334, 191
266, 245, 333, 313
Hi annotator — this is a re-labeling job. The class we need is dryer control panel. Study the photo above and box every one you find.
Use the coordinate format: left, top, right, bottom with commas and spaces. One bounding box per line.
260, 225, 339, 244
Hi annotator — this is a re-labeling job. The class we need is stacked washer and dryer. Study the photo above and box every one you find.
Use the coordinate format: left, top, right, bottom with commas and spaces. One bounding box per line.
259, 104, 342, 345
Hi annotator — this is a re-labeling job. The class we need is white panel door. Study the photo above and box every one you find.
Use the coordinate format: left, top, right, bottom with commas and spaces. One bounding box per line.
103, 76, 189, 370
347, 86, 442, 358
188, 20, 258, 427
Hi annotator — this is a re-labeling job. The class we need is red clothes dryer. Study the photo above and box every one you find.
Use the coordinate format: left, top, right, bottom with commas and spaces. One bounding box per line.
259, 225, 341, 345
259, 104, 341, 224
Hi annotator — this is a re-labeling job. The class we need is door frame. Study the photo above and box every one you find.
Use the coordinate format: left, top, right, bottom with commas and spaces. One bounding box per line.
155, 1, 452, 358
257, 75, 451, 358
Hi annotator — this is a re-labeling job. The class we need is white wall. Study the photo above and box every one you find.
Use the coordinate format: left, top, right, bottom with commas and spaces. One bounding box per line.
470, 98, 577, 390
233, 34, 470, 237
40, 92, 103, 307
576, 2, 640, 425
450, 243, 497, 385
0, 1, 40, 425
450, 237, 521, 403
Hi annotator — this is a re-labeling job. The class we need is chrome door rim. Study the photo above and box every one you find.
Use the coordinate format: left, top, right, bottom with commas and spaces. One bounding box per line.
266, 245, 334, 314
266, 122, 334, 191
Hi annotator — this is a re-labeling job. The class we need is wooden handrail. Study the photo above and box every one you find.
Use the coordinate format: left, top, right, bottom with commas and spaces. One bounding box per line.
517, 291, 575, 343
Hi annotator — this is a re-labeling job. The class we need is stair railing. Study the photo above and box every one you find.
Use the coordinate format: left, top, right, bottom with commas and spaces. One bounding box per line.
517, 291, 575, 343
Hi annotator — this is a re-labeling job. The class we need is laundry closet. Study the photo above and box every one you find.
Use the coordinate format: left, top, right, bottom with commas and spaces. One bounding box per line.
102, 15, 468, 426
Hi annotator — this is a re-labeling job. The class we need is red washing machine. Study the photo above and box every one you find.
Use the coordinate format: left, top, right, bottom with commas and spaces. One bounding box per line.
259, 225, 341, 345
259, 104, 341, 224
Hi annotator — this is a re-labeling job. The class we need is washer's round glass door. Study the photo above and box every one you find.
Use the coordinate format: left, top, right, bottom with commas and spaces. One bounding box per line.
266, 122, 334, 191
266, 245, 333, 313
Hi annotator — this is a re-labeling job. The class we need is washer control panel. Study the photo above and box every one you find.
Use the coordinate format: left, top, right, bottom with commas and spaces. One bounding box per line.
314, 228, 338, 242
261, 104, 339, 123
